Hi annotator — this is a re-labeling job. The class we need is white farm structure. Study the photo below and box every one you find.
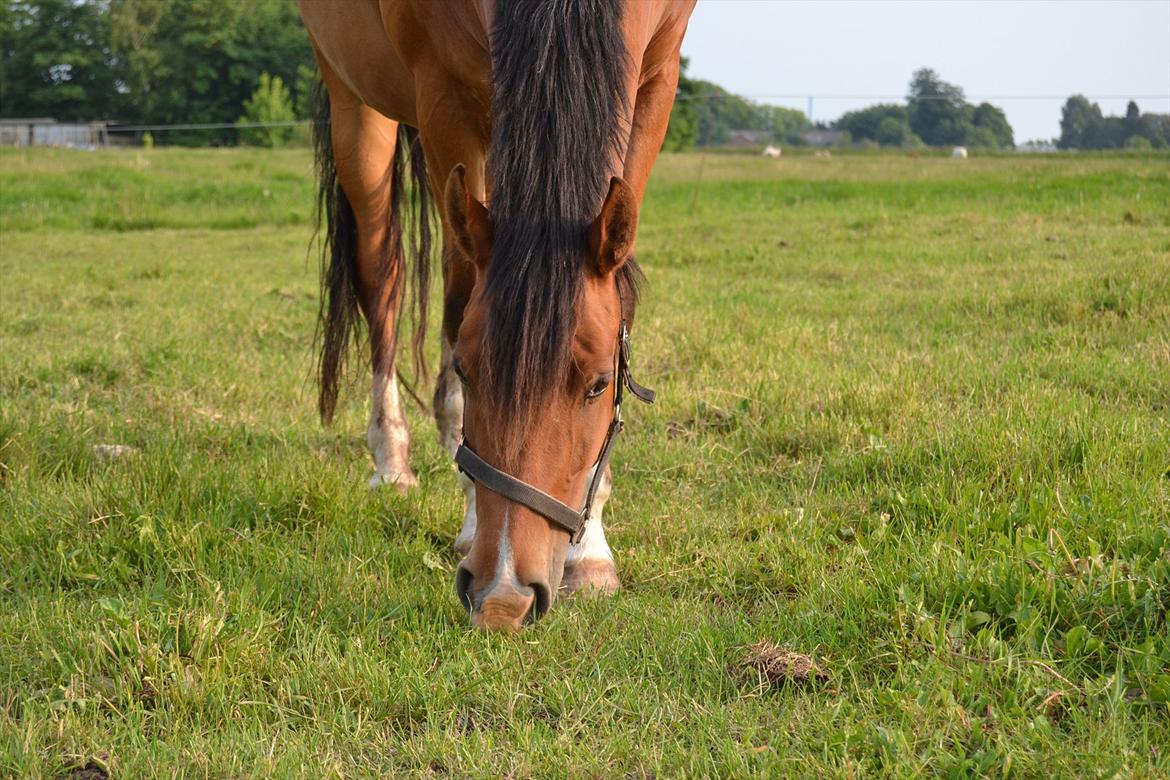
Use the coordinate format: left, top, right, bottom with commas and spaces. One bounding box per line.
0, 118, 114, 148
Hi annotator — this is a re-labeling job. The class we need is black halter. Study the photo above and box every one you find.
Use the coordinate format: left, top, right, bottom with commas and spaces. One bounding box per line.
454, 316, 655, 544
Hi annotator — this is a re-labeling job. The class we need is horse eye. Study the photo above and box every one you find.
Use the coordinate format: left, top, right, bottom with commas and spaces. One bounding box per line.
453, 360, 469, 385
585, 377, 611, 401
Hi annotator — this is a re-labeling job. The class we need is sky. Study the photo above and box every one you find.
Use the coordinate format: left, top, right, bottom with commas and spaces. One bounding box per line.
679, 0, 1170, 142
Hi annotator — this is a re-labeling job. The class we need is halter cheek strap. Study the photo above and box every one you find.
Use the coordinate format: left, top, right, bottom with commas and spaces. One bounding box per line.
455, 441, 594, 540
454, 320, 654, 544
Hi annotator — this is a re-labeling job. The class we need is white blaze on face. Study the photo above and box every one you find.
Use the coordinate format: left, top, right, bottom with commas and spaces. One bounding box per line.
483, 505, 515, 594
367, 369, 417, 489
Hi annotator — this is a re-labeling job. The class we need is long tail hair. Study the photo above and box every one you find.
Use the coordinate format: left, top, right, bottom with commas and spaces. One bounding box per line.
310, 81, 433, 424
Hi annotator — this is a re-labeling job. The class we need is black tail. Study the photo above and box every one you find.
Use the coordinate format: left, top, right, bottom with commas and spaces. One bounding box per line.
311, 81, 433, 424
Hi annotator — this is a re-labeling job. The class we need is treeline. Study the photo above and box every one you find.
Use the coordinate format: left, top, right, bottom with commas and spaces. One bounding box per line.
663, 58, 810, 150
0, 0, 315, 144
664, 65, 1170, 152
663, 67, 1015, 152
1059, 97, 1169, 150
835, 69, 1013, 150
6, 2, 1166, 154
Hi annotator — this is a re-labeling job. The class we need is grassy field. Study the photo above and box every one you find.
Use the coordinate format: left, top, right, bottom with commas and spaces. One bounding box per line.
1, 146, 1168, 778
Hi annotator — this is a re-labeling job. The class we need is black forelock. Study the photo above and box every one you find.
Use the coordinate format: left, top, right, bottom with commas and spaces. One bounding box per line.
483, 0, 638, 458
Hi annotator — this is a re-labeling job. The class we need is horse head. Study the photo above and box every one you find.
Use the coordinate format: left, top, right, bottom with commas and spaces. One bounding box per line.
443, 165, 644, 631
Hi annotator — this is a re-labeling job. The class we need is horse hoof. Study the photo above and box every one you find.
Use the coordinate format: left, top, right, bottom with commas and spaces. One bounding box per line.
561, 558, 620, 597
368, 470, 419, 493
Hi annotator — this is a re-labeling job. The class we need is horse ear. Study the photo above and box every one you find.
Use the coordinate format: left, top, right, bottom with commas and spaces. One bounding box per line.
589, 176, 638, 277
443, 164, 491, 270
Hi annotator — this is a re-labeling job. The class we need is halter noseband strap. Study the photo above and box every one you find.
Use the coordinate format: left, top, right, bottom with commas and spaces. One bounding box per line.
454, 320, 654, 544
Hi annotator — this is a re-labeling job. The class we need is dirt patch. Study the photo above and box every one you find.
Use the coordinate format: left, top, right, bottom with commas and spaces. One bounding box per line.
739, 641, 828, 687
60, 760, 109, 780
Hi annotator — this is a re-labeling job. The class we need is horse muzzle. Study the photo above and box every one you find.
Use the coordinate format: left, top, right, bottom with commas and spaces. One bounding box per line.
457, 563, 552, 632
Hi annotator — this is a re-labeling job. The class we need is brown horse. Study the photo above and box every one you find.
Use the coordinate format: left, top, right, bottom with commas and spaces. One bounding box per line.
298, 0, 695, 631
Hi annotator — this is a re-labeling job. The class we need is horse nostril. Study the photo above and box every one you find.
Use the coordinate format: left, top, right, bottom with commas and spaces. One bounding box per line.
455, 564, 475, 612
528, 581, 551, 622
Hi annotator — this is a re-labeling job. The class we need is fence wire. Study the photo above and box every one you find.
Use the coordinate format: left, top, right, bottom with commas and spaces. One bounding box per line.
87, 92, 1170, 134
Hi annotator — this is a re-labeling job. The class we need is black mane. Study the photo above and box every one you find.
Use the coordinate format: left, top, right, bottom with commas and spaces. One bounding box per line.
484, 0, 636, 455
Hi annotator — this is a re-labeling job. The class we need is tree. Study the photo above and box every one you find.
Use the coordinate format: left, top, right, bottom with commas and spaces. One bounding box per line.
691, 81, 765, 145
1059, 95, 1103, 149
1097, 116, 1127, 149
836, 104, 907, 144
662, 56, 698, 151
237, 72, 295, 147
834, 71, 1014, 150
965, 127, 999, 151
106, 0, 167, 119
970, 102, 1013, 149
907, 68, 968, 146
1123, 100, 1142, 142
835, 104, 925, 148
1059, 95, 1170, 150
875, 116, 915, 147
0, 0, 122, 120
1138, 113, 1170, 149
767, 105, 810, 146
105, 0, 313, 143
293, 62, 317, 120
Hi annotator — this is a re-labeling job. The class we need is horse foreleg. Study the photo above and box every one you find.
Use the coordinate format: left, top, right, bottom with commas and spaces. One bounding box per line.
561, 465, 620, 595
412, 90, 489, 553
434, 326, 476, 554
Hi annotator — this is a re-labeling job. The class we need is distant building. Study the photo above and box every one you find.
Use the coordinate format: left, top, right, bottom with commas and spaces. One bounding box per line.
804, 128, 843, 147
725, 129, 771, 147
0, 118, 112, 147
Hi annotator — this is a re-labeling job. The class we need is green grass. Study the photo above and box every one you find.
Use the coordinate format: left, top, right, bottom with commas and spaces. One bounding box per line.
1, 147, 1168, 778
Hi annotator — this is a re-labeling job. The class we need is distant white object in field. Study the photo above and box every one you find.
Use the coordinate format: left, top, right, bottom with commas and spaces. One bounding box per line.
952, 146, 968, 158
93, 444, 138, 460
761, 145, 782, 158
814, 150, 832, 158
